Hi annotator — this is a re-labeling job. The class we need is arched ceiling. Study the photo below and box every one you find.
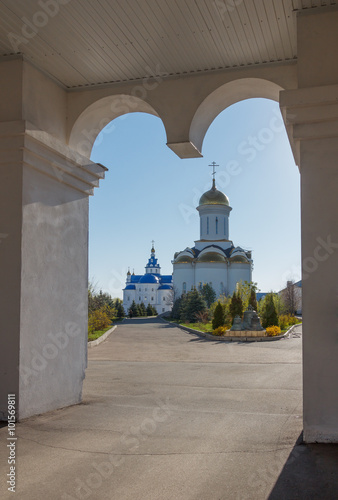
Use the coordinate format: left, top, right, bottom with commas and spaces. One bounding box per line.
0, 0, 335, 89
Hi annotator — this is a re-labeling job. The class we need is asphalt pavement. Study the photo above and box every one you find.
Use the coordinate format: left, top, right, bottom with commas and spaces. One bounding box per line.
1, 318, 337, 499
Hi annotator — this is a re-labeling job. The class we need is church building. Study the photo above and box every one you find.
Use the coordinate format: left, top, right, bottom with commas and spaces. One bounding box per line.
123, 244, 173, 314
173, 168, 253, 297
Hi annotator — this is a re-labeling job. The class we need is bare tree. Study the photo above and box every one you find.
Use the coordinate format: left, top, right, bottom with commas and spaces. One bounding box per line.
282, 280, 296, 315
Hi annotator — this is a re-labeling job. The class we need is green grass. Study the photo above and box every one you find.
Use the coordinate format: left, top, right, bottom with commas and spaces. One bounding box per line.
179, 321, 213, 333
88, 325, 113, 342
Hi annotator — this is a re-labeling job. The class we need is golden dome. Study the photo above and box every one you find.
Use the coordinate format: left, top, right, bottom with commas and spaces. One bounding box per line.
199, 179, 229, 206
230, 255, 249, 263
197, 252, 226, 263
175, 255, 194, 264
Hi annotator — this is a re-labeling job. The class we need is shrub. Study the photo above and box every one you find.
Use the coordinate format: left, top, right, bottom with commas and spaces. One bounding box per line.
195, 310, 209, 324
229, 291, 243, 322
212, 326, 228, 336
88, 309, 110, 334
279, 314, 300, 330
266, 325, 281, 337
261, 293, 279, 328
212, 302, 225, 329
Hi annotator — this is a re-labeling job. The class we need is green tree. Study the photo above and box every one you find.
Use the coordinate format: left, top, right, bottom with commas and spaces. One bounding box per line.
182, 290, 207, 323
146, 303, 153, 316
212, 301, 225, 330
115, 301, 125, 319
151, 306, 158, 316
229, 291, 243, 321
128, 300, 138, 318
236, 281, 258, 310
139, 302, 147, 316
249, 288, 258, 312
201, 283, 216, 308
261, 292, 279, 328
171, 295, 187, 321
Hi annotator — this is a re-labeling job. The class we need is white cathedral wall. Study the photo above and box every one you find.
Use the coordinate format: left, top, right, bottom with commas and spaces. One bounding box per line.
173, 264, 195, 296
195, 263, 228, 297
227, 263, 252, 295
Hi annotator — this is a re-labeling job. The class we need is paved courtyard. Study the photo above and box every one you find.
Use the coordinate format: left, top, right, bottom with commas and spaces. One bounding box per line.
1, 318, 337, 499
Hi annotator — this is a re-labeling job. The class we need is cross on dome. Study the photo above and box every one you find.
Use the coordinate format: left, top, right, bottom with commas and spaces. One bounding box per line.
208, 161, 219, 189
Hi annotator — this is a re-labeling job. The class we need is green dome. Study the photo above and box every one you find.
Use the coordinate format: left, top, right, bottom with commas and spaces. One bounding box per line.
199, 179, 229, 206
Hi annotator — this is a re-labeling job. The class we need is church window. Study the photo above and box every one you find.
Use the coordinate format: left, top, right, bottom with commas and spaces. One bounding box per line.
163, 297, 165, 301
216, 217, 218, 234
199, 282, 202, 291
128, 296, 130, 301
220, 282, 224, 293
207, 217, 209, 234
152, 288, 154, 291
183, 282, 186, 293
139, 296, 141, 301
145, 297, 147, 300
145, 288, 147, 291
151, 297, 154, 301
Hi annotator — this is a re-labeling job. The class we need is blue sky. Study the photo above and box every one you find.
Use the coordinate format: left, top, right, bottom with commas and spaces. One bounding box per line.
89, 98, 301, 299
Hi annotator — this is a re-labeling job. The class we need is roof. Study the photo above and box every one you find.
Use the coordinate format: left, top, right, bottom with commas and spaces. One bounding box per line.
124, 285, 136, 290
139, 274, 160, 284
0, 1, 315, 88
158, 285, 172, 290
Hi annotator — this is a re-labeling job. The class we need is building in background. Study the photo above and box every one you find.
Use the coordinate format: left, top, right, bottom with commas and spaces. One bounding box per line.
123, 243, 173, 314
173, 169, 252, 297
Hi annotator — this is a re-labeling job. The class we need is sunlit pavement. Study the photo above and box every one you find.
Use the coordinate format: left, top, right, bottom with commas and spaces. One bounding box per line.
1, 318, 337, 499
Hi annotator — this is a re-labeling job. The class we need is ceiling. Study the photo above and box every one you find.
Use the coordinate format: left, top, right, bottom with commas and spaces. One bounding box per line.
0, 0, 336, 89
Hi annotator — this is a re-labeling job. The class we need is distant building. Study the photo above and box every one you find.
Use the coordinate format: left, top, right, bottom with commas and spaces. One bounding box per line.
123, 244, 173, 314
172, 171, 253, 297
279, 280, 302, 315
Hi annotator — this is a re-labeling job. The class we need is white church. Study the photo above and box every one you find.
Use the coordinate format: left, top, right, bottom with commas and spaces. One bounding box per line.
173, 169, 253, 297
123, 244, 173, 314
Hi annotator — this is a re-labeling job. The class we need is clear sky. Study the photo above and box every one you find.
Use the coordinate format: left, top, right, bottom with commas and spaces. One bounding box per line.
89, 98, 301, 299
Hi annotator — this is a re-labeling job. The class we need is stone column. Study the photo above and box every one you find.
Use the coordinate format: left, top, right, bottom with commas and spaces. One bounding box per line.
0, 118, 106, 419
280, 7, 338, 443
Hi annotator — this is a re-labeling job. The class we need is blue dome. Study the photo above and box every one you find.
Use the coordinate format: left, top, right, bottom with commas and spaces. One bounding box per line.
125, 285, 136, 290
139, 274, 160, 284
158, 285, 172, 290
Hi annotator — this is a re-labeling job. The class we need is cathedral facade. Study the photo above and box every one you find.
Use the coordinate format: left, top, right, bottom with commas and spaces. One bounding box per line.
173, 178, 252, 297
123, 245, 173, 314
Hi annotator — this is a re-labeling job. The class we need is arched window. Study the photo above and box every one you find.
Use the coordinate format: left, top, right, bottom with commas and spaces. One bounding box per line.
183, 282, 186, 293
216, 217, 218, 234
207, 217, 209, 234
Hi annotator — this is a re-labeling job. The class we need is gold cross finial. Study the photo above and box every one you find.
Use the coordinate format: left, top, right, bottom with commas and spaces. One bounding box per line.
209, 161, 219, 180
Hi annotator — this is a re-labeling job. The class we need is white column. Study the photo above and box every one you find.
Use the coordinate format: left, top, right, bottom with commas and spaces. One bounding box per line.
0, 121, 106, 419
280, 7, 338, 443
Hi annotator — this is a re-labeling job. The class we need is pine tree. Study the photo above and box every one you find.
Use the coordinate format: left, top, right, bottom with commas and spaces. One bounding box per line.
128, 300, 138, 318
249, 288, 258, 312
136, 304, 142, 317
229, 291, 243, 321
146, 303, 153, 316
261, 293, 279, 328
115, 301, 125, 319
171, 295, 187, 321
201, 283, 216, 308
151, 306, 158, 316
182, 290, 207, 323
212, 302, 225, 329
139, 302, 147, 316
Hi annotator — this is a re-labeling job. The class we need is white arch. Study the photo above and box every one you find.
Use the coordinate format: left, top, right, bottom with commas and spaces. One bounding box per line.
190, 78, 284, 154
69, 94, 162, 157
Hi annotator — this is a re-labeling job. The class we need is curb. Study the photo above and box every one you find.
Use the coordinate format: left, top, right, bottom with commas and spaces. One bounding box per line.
88, 325, 117, 348
160, 317, 302, 343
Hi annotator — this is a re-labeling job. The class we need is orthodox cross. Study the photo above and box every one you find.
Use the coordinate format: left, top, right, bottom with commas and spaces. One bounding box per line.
209, 161, 219, 180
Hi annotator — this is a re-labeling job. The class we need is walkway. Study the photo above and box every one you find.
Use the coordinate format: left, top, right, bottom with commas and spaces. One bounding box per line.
0, 319, 337, 499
